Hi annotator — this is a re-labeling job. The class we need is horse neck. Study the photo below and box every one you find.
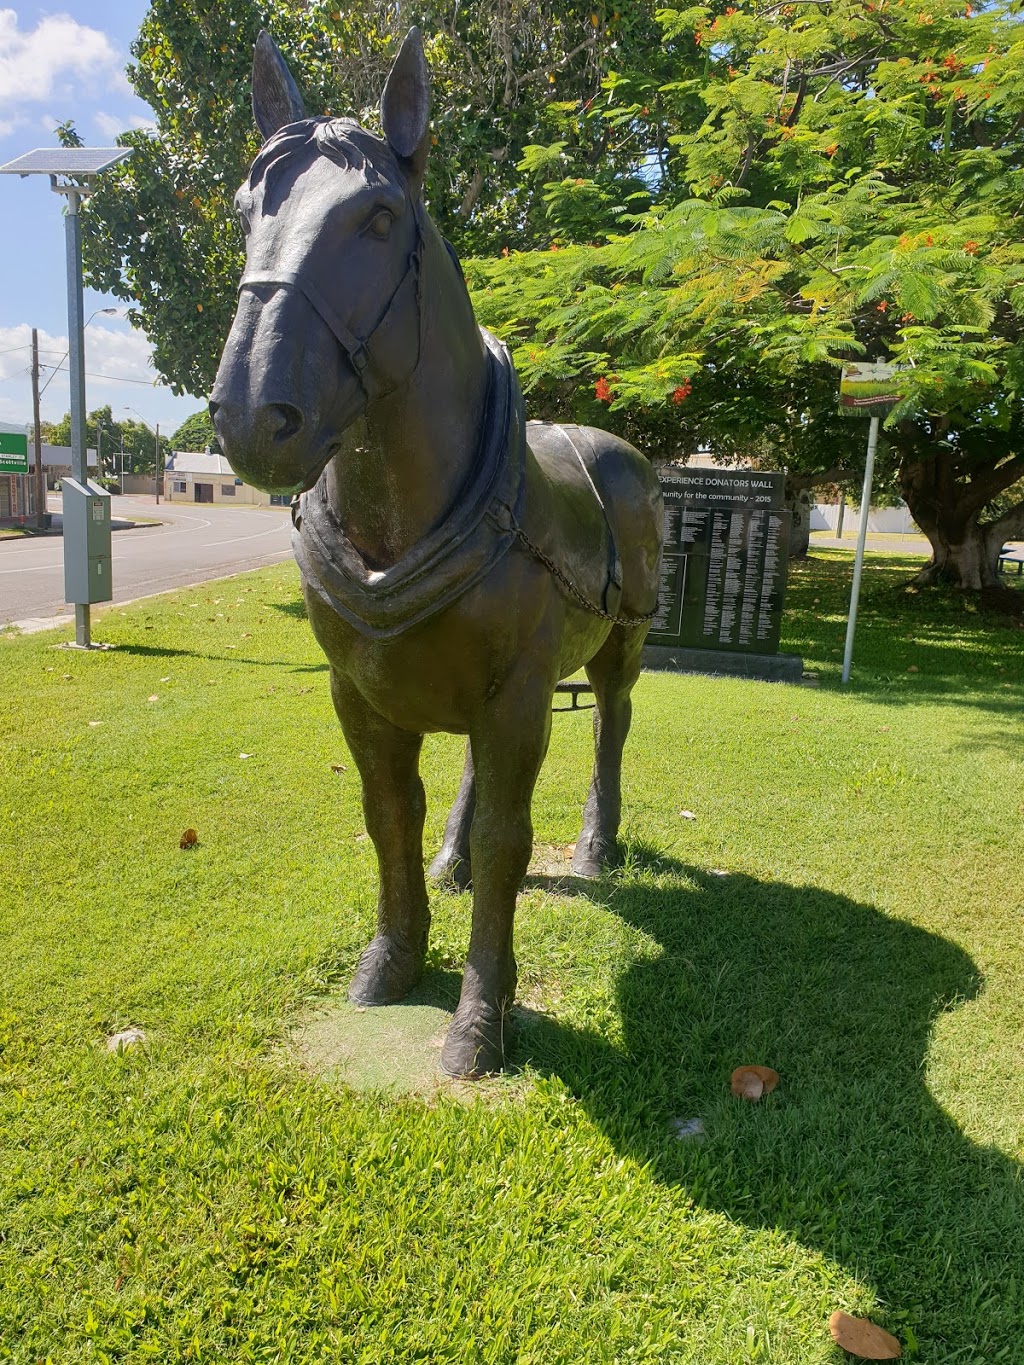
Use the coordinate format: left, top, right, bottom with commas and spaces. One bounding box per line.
323, 221, 489, 570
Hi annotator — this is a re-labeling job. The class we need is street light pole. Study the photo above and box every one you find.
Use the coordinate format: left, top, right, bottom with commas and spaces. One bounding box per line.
65, 185, 90, 646
124, 406, 162, 504
1, 146, 131, 651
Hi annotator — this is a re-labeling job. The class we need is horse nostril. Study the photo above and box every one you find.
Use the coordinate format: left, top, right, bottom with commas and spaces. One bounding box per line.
265, 403, 304, 443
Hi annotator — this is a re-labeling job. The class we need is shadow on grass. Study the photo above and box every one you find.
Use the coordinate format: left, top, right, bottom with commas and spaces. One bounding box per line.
783, 553, 1024, 712
267, 598, 308, 620
516, 850, 1020, 1355
110, 643, 328, 672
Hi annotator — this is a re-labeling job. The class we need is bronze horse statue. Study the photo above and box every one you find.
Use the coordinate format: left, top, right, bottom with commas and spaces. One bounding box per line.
211, 28, 663, 1077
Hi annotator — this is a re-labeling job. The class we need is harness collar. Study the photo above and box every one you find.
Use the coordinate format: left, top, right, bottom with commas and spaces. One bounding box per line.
292, 328, 527, 640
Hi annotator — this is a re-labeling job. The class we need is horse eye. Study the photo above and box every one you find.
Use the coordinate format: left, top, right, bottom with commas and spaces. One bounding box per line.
368, 210, 393, 240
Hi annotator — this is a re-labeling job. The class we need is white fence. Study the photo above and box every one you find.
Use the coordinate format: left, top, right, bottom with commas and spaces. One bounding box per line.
812, 501, 920, 535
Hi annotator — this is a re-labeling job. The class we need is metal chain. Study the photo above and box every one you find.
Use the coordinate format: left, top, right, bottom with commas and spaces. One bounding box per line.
511, 525, 656, 627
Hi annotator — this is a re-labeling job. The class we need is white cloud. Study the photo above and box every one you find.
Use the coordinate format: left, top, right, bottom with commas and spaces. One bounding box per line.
0, 11, 124, 118
0, 321, 165, 424
94, 111, 155, 140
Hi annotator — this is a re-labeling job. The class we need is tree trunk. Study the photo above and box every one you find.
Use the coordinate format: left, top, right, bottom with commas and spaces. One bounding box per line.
784, 485, 812, 558
899, 455, 1006, 589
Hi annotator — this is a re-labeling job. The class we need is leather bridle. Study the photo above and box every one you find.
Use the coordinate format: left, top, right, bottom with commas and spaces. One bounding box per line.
237, 201, 425, 402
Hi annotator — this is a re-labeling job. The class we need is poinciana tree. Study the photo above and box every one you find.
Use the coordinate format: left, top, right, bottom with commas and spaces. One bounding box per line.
469, 0, 1024, 588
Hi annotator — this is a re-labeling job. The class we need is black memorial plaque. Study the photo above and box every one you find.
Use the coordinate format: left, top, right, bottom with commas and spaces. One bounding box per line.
649, 467, 792, 654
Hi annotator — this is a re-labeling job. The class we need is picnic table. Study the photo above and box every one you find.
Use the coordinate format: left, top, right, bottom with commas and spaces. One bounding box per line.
998, 544, 1024, 575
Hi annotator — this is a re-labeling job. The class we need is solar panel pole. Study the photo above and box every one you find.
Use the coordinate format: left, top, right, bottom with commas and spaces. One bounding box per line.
0, 147, 131, 648
64, 187, 92, 646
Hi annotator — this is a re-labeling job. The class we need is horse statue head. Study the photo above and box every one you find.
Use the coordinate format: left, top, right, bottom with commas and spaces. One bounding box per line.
211, 28, 452, 497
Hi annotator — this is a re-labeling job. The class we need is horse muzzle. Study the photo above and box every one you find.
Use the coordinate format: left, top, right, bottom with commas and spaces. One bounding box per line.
209, 397, 337, 495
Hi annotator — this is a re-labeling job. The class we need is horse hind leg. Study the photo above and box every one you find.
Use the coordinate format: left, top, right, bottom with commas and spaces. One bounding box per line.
428, 740, 474, 891
571, 624, 646, 879
329, 671, 430, 1005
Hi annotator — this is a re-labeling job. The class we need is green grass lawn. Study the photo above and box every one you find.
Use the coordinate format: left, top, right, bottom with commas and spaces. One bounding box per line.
1, 551, 1022, 1363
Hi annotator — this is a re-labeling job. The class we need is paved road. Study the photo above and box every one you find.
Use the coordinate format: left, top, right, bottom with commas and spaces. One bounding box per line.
0, 495, 293, 628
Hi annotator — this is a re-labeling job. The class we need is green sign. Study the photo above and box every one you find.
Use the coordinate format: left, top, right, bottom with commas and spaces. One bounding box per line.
0, 430, 29, 475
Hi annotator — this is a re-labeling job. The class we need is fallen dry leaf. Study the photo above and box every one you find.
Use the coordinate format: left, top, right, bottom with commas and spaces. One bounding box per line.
88, 720, 103, 727
297, 686, 313, 694
330, 763, 347, 773
828, 1310, 901, 1359
906, 665, 919, 674
731, 1065, 779, 1102
354, 831, 368, 842
148, 694, 159, 702
179, 828, 199, 850
160, 676, 170, 683
679, 809, 697, 821
239, 752, 252, 760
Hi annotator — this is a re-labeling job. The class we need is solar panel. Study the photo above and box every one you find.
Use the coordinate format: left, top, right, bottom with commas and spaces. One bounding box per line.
0, 148, 131, 177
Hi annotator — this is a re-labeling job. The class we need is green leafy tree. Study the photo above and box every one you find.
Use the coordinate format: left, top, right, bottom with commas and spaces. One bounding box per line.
171, 409, 220, 453
74, 0, 672, 399
47, 406, 170, 477
472, 0, 1024, 588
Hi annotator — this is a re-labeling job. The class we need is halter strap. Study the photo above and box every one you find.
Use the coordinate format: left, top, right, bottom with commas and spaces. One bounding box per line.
237, 203, 425, 399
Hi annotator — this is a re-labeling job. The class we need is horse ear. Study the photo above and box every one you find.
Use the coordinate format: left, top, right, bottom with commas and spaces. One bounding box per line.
380, 27, 431, 184
252, 31, 307, 142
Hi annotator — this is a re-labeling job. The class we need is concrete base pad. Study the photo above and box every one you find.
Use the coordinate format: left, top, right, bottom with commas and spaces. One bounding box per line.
643, 643, 804, 683
290, 970, 531, 1100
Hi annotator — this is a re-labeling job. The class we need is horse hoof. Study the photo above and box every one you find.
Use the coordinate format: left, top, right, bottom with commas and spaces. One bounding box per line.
428, 851, 472, 892
571, 838, 614, 879
439, 1006, 508, 1078
348, 934, 425, 1006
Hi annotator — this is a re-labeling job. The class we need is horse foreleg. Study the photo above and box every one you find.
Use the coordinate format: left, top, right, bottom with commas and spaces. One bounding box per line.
329, 671, 430, 1005
440, 682, 553, 1077
572, 625, 646, 878
428, 740, 474, 891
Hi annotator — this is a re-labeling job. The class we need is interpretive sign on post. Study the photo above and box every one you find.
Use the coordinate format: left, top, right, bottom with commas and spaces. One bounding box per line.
649, 467, 792, 654
0, 428, 29, 475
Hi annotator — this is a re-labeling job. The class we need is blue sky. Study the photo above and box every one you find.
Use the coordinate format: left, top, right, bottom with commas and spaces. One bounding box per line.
0, 3, 207, 436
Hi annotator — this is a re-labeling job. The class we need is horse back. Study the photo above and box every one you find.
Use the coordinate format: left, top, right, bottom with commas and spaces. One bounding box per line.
525, 421, 663, 619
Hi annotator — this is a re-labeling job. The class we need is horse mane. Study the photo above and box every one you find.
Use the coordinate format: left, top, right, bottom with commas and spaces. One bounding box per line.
247, 117, 403, 198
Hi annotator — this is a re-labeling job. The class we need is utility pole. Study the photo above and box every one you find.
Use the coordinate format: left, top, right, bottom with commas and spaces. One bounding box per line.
154, 422, 161, 504
31, 328, 45, 530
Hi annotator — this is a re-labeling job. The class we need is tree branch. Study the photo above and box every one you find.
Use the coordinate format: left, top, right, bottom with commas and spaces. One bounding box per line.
515, 36, 596, 89
786, 465, 854, 490
962, 453, 1024, 515
985, 496, 1024, 545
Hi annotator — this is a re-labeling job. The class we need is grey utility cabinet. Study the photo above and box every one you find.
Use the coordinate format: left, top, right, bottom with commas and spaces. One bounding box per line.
62, 477, 112, 604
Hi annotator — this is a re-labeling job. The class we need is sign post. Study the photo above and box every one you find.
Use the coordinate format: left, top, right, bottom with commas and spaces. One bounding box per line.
838, 361, 907, 684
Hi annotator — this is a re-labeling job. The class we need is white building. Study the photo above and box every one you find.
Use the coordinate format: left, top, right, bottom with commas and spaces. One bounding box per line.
164, 450, 286, 506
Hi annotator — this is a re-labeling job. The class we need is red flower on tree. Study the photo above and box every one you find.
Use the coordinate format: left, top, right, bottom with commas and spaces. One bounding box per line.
964, 240, 979, 254
671, 380, 693, 405
595, 376, 614, 403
